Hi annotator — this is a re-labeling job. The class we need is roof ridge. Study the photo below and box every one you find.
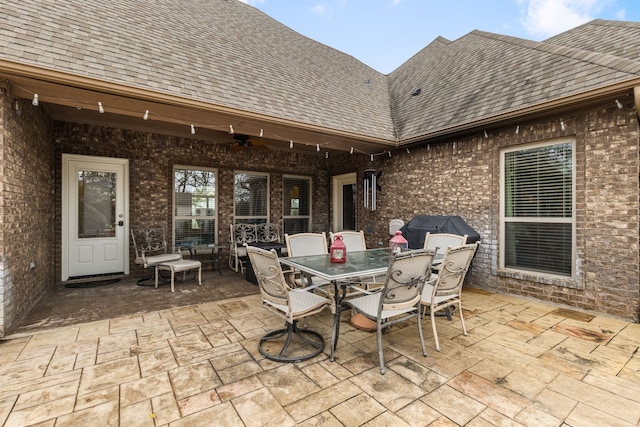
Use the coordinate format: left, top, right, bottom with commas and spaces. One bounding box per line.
546, 18, 640, 39
470, 30, 640, 76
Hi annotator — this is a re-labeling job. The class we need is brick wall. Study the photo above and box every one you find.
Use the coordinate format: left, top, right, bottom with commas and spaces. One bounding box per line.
53, 123, 331, 279
2, 96, 636, 337
0, 95, 55, 336
329, 102, 640, 320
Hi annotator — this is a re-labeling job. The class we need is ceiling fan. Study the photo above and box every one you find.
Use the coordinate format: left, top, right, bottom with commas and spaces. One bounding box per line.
230, 134, 268, 151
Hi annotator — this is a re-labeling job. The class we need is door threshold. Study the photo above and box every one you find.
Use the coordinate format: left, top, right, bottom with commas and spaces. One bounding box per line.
63, 273, 126, 285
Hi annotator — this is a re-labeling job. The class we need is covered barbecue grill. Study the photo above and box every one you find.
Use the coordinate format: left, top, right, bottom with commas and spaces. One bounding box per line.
399, 215, 481, 249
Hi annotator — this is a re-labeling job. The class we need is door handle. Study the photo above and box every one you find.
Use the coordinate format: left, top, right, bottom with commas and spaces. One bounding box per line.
118, 221, 124, 226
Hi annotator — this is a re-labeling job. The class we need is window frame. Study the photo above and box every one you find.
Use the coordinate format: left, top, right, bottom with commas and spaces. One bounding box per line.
499, 139, 576, 278
233, 171, 270, 224
283, 174, 312, 234
172, 165, 218, 249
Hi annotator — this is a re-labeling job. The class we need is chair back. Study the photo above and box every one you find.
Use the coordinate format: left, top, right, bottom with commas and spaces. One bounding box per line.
231, 223, 258, 245
285, 232, 328, 257
329, 230, 366, 252
423, 232, 468, 255
257, 223, 280, 243
379, 249, 436, 314
389, 219, 404, 235
131, 228, 170, 264
433, 243, 478, 298
246, 246, 290, 309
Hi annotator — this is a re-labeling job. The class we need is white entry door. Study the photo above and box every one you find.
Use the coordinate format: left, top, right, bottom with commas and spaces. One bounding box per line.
62, 154, 129, 280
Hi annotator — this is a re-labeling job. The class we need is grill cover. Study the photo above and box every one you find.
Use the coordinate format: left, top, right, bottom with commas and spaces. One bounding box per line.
399, 215, 481, 249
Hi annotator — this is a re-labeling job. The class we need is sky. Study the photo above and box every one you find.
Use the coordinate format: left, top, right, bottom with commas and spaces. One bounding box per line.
239, 0, 640, 74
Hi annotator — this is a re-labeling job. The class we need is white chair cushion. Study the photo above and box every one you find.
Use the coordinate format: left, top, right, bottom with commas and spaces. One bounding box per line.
347, 292, 418, 319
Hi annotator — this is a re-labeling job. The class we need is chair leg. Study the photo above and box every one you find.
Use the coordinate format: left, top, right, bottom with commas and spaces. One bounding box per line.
259, 320, 324, 363
431, 309, 441, 351
197, 265, 202, 286
376, 320, 386, 375
417, 309, 427, 357
458, 301, 468, 336
170, 269, 176, 293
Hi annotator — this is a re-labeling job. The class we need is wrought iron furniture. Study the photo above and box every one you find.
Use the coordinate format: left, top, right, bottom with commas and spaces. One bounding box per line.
229, 224, 257, 273
247, 245, 330, 362
344, 249, 436, 374
279, 248, 392, 361
176, 243, 224, 275
421, 242, 479, 351
229, 223, 282, 273
157, 259, 202, 292
131, 228, 182, 285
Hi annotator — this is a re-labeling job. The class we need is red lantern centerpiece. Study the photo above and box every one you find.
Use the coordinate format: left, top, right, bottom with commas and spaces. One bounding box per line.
330, 233, 347, 263
389, 230, 408, 254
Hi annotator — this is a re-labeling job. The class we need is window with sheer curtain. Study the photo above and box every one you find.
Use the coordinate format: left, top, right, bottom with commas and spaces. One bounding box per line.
283, 175, 311, 234
501, 140, 574, 277
173, 167, 217, 248
234, 171, 269, 224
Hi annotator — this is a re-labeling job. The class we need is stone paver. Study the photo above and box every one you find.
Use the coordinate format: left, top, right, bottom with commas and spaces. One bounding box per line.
1, 288, 640, 426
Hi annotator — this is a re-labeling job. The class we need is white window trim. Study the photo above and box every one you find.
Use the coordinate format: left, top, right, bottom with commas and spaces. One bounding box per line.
499, 138, 576, 279
233, 170, 270, 223
172, 165, 218, 247
283, 174, 312, 232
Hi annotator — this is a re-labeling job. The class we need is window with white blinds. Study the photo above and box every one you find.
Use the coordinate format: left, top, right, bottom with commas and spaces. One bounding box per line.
283, 175, 311, 234
173, 167, 217, 248
234, 171, 269, 224
501, 140, 574, 276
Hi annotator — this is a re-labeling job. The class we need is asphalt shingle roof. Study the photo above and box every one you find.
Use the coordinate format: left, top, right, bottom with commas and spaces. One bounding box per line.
1, 1, 639, 144
388, 27, 640, 140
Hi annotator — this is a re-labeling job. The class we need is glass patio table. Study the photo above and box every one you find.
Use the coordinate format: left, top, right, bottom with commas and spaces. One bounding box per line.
279, 248, 392, 361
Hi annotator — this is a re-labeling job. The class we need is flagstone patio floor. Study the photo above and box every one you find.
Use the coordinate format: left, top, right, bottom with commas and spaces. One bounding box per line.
1, 269, 640, 426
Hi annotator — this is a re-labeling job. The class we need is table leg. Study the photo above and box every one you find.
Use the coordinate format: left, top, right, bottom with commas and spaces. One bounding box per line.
211, 248, 222, 275
330, 282, 347, 362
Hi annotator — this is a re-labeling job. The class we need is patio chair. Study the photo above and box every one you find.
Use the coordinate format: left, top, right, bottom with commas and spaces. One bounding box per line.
329, 230, 367, 252
229, 223, 258, 273
329, 230, 382, 292
421, 242, 479, 351
422, 233, 469, 319
285, 232, 328, 257
284, 232, 329, 288
131, 228, 182, 286
257, 222, 281, 243
389, 218, 404, 235
423, 232, 468, 263
345, 249, 436, 374
247, 245, 330, 362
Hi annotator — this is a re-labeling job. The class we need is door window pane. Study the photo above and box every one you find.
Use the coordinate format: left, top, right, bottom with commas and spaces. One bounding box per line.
174, 168, 217, 247
78, 171, 116, 238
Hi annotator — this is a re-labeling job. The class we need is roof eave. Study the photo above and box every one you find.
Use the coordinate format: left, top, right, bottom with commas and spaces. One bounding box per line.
397, 78, 640, 146
0, 59, 395, 153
